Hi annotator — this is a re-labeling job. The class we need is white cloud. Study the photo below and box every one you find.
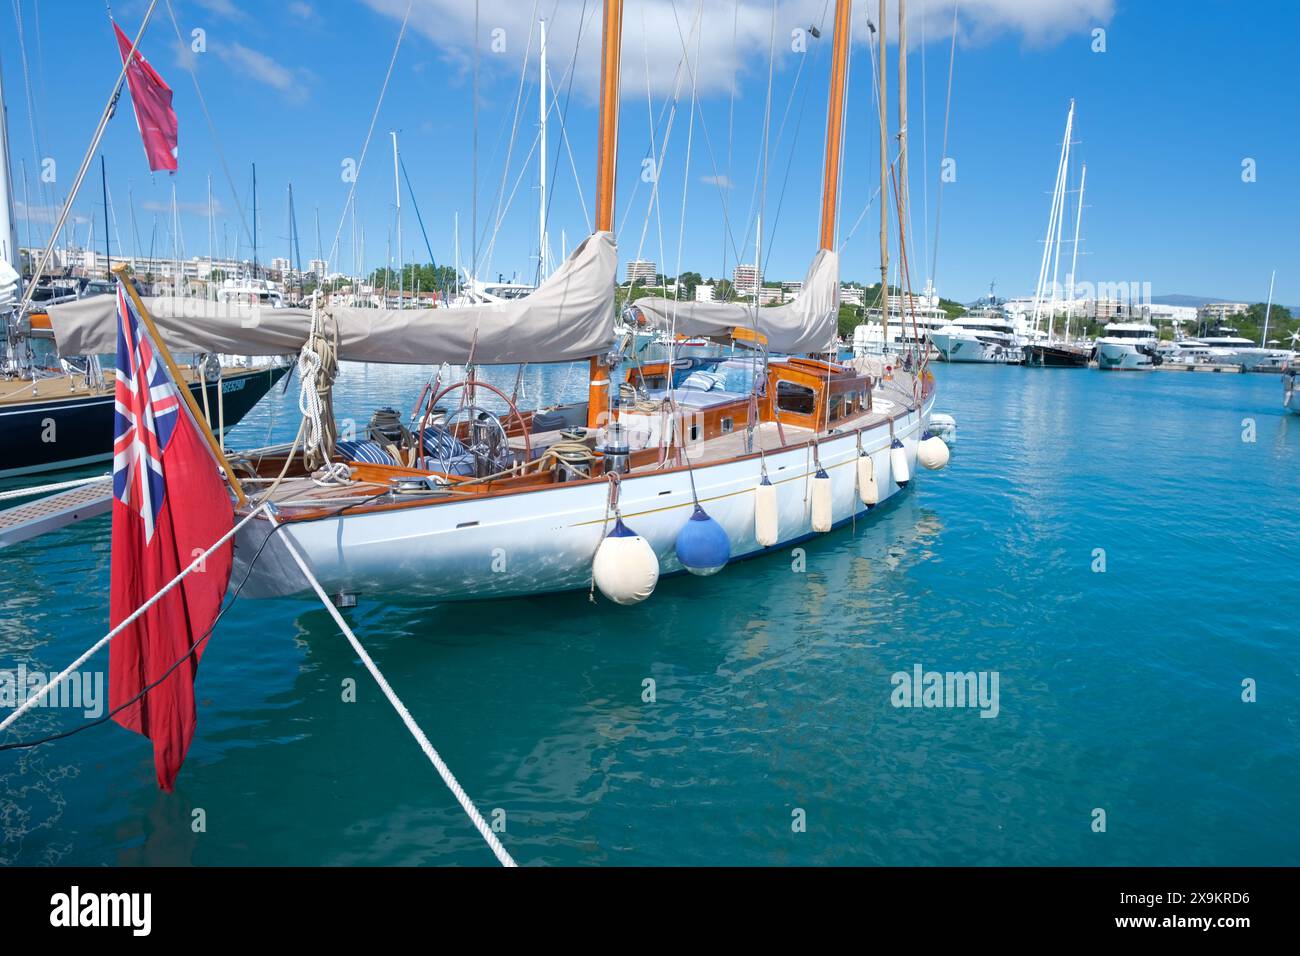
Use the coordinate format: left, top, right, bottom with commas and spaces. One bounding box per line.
360, 0, 1114, 101
193, 0, 246, 21
214, 41, 313, 103
288, 1, 316, 19
701, 174, 734, 189
15, 201, 88, 226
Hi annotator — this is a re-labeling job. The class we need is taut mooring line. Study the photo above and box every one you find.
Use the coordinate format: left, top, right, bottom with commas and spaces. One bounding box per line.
276, 531, 517, 868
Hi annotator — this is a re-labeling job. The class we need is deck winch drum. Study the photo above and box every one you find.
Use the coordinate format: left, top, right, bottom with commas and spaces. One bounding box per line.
599, 423, 631, 475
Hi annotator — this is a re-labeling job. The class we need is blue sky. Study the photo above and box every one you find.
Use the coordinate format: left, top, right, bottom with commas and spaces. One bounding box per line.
3, 0, 1296, 304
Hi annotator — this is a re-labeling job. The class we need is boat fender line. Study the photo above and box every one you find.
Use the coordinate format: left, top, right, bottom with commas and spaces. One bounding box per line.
0, 502, 272, 737
811, 467, 833, 532
754, 475, 779, 547
277, 532, 516, 867
675, 503, 731, 576
917, 429, 951, 470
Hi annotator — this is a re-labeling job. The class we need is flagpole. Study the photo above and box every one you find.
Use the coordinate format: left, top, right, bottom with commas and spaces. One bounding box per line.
15, 0, 159, 319
112, 263, 249, 506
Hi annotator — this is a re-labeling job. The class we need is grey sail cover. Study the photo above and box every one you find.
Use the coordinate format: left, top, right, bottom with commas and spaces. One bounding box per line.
631, 248, 839, 354
46, 231, 618, 364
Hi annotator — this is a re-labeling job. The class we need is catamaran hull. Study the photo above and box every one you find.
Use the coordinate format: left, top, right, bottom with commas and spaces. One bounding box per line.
0, 365, 288, 478
234, 399, 935, 602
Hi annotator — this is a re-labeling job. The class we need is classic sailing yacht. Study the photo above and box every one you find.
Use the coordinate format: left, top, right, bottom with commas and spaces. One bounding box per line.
46, 0, 946, 605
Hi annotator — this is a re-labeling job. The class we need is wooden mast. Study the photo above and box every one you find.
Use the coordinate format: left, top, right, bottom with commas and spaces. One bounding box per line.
587, 0, 624, 430
818, 0, 853, 252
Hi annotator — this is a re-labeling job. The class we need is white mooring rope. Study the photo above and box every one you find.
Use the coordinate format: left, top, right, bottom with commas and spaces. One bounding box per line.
275, 531, 517, 868
0, 503, 270, 733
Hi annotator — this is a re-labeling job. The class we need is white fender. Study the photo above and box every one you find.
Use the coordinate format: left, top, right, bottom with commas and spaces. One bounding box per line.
811, 469, 833, 532
592, 519, 660, 605
889, 439, 910, 487
918, 433, 951, 470
857, 453, 878, 505
754, 478, 779, 547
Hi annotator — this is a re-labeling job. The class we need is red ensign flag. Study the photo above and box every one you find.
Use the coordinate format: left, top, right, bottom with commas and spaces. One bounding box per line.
109, 284, 232, 790
112, 21, 179, 172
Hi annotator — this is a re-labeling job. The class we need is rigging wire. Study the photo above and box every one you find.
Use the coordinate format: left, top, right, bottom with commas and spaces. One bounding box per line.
929, 0, 961, 287
542, 0, 594, 241
162, 0, 255, 254
478, 5, 541, 280
322, 0, 413, 276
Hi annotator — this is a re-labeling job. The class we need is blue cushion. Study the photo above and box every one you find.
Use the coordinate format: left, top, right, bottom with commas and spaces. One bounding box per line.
420, 425, 469, 460
334, 440, 397, 465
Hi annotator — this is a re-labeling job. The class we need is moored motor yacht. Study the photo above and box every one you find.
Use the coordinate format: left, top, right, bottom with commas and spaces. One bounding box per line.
930, 311, 1024, 364
1095, 322, 1159, 370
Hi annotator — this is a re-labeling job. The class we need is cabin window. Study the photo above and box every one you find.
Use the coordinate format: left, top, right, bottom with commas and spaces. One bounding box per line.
721, 417, 734, 434
688, 421, 701, 442
776, 380, 816, 416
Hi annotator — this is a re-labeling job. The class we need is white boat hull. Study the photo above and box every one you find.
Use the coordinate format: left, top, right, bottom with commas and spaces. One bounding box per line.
1095, 341, 1153, 370
930, 331, 1020, 364
235, 399, 935, 602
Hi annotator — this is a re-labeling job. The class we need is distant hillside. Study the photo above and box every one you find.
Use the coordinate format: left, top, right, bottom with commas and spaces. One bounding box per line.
1149, 294, 1219, 308
1151, 293, 1300, 312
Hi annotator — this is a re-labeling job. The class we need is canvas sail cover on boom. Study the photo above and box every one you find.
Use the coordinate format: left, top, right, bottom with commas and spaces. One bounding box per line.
629, 248, 839, 354
46, 231, 617, 365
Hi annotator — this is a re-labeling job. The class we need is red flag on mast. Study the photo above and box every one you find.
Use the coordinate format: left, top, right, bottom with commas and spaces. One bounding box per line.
109, 283, 232, 790
112, 20, 179, 172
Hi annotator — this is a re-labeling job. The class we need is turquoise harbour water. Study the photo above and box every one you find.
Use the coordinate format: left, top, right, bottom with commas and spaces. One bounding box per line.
1, 362, 1297, 866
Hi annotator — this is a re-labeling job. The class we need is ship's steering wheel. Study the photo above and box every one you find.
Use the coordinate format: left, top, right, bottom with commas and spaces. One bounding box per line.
417, 380, 532, 475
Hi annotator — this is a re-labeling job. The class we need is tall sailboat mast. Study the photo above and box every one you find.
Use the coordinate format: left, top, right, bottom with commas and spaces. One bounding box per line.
897, 0, 909, 261
251, 162, 259, 279
1066, 161, 1086, 341
1030, 99, 1074, 337
538, 17, 549, 280
586, 0, 623, 430
818, 0, 852, 251
100, 154, 112, 278
1261, 268, 1276, 347
392, 130, 403, 307
0, 58, 20, 276
878, 0, 889, 348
